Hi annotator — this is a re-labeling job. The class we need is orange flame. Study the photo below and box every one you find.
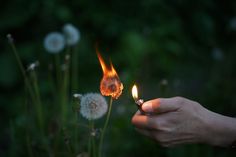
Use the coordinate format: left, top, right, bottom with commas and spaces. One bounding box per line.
96, 47, 123, 99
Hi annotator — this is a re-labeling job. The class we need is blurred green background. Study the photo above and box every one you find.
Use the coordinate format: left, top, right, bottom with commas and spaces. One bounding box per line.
1, 0, 236, 156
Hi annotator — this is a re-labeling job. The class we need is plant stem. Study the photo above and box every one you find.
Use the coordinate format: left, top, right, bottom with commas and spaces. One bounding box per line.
91, 121, 96, 157
26, 135, 34, 157
98, 97, 113, 157
8, 40, 36, 104
72, 46, 78, 92
61, 58, 70, 124
31, 70, 44, 135
54, 54, 61, 89
88, 132, 92, 157
62, 128, 74, 156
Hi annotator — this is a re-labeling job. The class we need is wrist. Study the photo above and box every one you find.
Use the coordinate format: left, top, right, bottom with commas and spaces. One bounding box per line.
203, 109, 236, 147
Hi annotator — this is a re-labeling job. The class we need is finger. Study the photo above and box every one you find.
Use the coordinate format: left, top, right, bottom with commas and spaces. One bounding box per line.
141, 97, 180, 114
135, 128, 153, 138
134, 110, 141, 115
131, 114, 157, 129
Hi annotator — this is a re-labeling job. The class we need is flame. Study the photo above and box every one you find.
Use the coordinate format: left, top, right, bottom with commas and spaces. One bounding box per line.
132, 84, 138, 101
96, 47, 123, 99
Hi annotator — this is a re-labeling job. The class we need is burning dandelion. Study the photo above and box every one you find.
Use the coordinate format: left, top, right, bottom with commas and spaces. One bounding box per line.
96, 47, 123, 99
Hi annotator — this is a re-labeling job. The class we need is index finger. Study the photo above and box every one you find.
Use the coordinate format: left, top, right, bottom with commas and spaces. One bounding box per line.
131, 113, 157, 130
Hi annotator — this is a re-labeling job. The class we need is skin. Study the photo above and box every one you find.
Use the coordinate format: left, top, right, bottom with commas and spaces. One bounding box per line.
131, 97, 236, 147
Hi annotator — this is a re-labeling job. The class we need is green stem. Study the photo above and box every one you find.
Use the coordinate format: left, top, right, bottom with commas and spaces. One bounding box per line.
88, 120, 96, 157
24, 80, 34, 157
61, 60, 69, 124
92, 137, 96, 157
91, 121, 96, 157
98, 97, 113, 157
63, 128, 73, 156
72, 46, 78, 92
66, 142, 73, 156
26, 135, 34, 157
8, 40, 35, 104
55, 54, 61, 89
88, 132, 92, 157
74, 111, 78, 154
48, 67, 57, 100
31, 70, 44, 135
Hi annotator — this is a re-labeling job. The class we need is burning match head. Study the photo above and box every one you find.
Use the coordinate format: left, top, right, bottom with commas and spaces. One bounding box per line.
96, 47, 123, 99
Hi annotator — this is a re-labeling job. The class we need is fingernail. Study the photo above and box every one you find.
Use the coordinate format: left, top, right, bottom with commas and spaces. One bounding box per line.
141, 101, 153, 112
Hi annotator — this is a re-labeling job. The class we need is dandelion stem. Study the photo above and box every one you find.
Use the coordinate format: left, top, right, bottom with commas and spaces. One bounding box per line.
74, 111, 78, 153
63, 128, 74, 156
88, 132, 92, 157
24, 80, 34, 157
7, 37, 35, 104
72, 46, 78, 92
26, 135, 34, 157
91, 121, 96, 157
61, 58, 69, 124
88, 120, 96, 157
54, 54, 61, 89
48, 65, 57, 100
98, 97, 113, 157
31, 70, 44, 134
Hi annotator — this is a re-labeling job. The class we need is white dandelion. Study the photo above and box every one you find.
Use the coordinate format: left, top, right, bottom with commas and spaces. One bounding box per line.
73, 93, 82, 99
80, 93, 108, 120
44, 32, 65, 53
27, 61, 40, 71
63, 24, 80, 46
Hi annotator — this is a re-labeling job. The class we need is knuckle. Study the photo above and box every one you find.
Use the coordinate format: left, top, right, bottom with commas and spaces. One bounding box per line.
154, 119, 169, 131
174, 96, 184, 104
149, 119, 163, 130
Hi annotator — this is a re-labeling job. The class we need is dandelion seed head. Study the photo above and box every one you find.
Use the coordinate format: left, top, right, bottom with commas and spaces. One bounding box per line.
6, 34, 14, 43
80, 93, 108, 120
44, 32, 65, 53
61, 64, 68, 71
63, 24, 80, 46
27, 61, 40, 71
65, 54, 70, 61
160, 79, 168, 86
73, 93, 82, 99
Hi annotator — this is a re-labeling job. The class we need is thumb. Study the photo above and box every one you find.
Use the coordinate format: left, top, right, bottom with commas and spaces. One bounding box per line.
141, 98, 180, 114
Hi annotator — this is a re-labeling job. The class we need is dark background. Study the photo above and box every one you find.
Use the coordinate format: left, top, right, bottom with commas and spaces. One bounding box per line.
1, 0, 236, 156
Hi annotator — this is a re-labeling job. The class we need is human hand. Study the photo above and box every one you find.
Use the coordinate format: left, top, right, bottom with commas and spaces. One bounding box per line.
131, 97, 236, 147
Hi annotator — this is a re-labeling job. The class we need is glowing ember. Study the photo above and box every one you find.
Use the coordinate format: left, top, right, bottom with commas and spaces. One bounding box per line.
96, 47, 123, 99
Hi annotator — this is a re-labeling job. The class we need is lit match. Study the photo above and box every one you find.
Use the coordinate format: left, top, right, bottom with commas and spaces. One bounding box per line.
132, 84, 145, 114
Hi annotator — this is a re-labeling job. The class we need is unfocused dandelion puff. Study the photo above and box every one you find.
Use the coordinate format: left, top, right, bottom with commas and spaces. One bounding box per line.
212, 47, 224, 61
73, 93, 82, 99
27, 61, 40, 71
80, 93, 108, 120
63, 24, 80, 46
44, 32, 65, 53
